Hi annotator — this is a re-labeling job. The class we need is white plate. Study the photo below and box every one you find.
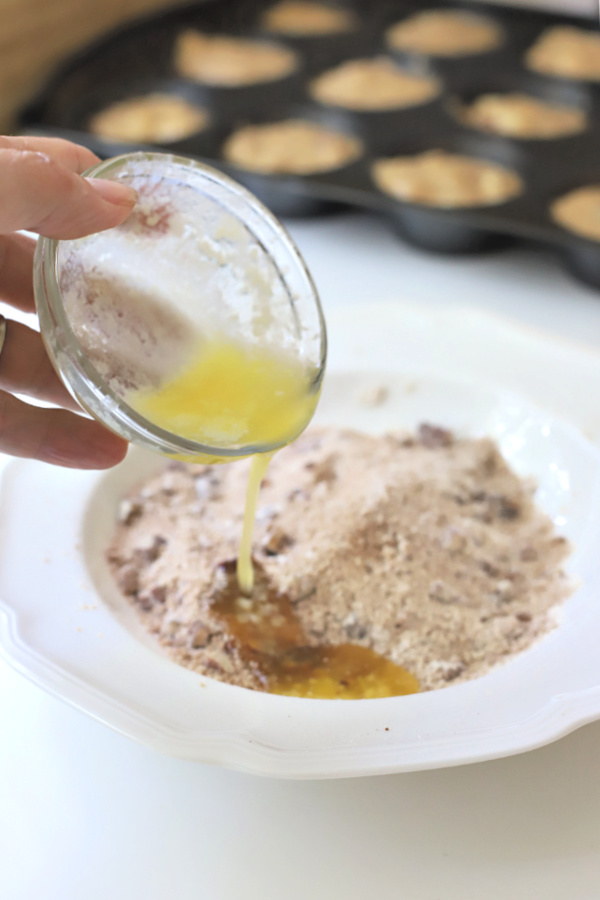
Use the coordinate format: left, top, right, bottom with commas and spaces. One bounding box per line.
2, 303, 600, 779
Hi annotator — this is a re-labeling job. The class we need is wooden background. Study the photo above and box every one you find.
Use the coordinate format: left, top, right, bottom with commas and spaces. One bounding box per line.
0, 0, 191, 131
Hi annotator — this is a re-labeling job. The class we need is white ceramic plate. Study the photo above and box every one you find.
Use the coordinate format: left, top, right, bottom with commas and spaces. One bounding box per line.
2, 303, 600, 779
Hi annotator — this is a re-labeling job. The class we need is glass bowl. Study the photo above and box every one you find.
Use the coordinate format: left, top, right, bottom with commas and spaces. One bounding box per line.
33, 151, 326, 461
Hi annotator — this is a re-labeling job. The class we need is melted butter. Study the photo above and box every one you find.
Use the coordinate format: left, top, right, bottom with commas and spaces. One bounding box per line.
211, 561, 420, 699
128, 336, 317, 593
129, 337, 319, 459
237, 453, 273, 595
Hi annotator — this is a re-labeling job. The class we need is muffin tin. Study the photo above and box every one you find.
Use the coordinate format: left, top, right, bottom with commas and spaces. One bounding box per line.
18, 0, 600, 290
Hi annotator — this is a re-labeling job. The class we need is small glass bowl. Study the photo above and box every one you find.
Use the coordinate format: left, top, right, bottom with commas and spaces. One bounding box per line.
34, 151, 326, 461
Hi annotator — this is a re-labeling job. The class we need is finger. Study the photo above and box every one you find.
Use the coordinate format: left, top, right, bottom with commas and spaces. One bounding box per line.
0, 135, 100, 175
0, 390, 128, 468
0, 318, 79, 409
0, 148, 137, 238
0, 232, 36, 312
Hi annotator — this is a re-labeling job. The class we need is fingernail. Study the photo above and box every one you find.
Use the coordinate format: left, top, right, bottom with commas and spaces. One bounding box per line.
87, 178, 138, 207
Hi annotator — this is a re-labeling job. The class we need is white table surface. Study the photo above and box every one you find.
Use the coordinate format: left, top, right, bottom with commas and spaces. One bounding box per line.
2, 212, 600, 899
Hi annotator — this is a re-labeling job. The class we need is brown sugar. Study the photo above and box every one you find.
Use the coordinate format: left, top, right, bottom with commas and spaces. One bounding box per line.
107, 426, 572, 696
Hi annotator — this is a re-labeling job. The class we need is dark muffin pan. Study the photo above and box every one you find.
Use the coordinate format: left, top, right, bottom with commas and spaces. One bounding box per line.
18, 0, 600, 290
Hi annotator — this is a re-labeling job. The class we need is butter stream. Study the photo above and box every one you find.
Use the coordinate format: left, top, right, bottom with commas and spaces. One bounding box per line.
237, 452, 273, 594
128, 336, 318, 591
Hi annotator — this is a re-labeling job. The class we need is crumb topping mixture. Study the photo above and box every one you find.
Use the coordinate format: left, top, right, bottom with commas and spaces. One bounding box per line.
107, 426, 572, 695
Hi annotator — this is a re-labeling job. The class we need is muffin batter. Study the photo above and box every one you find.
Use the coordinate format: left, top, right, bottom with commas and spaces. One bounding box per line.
107, 426, 572, 695
88, 93, 210, 144
372, 149, 522, 208
526, 26, 600, 81
174, 30, 298, 86
386, 9, 503, 58
223, 118, 362, 175
261, 1, 357, 35
458, 92, 587, 140
551, 186, 600, 242
310, 57, 441, 111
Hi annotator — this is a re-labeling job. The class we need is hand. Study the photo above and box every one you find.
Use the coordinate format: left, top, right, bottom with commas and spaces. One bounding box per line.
0, 135, 137, 468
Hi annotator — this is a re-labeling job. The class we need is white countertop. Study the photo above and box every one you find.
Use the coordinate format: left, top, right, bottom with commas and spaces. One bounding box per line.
2, 211, 600, 899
